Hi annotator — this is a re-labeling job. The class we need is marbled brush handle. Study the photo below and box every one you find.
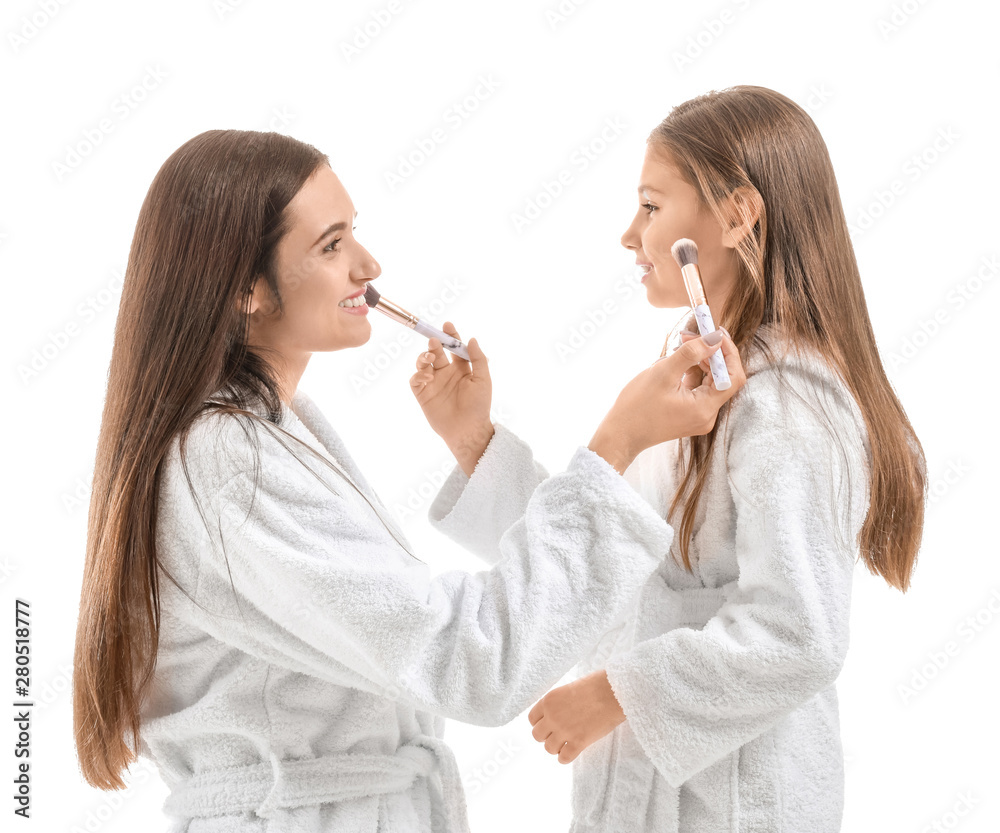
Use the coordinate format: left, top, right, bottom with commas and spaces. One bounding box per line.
691, 304, 731, 391
413, 320, 471, 361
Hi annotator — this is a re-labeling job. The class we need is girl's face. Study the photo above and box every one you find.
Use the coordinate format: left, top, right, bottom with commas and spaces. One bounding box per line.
621, 144, 740, 314
246, 164, 380, 356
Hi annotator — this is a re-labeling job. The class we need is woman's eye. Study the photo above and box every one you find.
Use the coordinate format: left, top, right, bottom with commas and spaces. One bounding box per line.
642, 203, 657, 213
323, 226, 356, 253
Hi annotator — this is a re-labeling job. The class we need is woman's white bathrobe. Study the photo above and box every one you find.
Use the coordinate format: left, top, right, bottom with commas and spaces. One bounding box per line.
429, 326, 872, 832
139, 386, 678, 831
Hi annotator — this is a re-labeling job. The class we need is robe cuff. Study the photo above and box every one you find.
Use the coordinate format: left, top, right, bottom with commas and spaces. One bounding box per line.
604, 658, 688, 788
428, 423, 540, 565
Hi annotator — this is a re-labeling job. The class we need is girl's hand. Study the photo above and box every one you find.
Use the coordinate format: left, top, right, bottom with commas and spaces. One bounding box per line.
527, 670, 625, 764
589, 328, 744, 473
677, 327, 726, 389
409, 321, 494, 476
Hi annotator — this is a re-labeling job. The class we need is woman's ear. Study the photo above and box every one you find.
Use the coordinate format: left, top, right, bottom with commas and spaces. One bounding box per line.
238, 276, 269, 317
721, 186, 763, 249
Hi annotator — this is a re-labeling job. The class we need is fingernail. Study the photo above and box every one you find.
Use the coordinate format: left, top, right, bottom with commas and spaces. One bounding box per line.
703, 329, 723, 346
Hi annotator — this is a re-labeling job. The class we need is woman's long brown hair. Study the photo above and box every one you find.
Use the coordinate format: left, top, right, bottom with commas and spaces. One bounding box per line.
651, 86, 926, 593
73, 130, 336, 790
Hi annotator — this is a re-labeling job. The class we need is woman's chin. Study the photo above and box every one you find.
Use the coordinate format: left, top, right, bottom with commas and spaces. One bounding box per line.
324, 325, 372, 352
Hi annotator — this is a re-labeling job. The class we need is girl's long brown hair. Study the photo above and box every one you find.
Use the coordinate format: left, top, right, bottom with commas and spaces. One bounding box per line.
652, 86, 926, 593
74, 130, 336, 790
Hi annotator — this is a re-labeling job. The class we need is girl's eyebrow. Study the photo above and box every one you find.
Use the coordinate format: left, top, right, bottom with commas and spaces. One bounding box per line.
638, 185, 663, 195
312, 210, 359, 247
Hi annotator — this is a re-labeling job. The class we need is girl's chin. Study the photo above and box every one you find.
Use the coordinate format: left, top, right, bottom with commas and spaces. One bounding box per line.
644, 287, 688, 309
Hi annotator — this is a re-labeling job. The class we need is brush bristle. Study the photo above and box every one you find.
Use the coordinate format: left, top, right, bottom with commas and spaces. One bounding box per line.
364, 284, 380, 306
671, 238, 698, 268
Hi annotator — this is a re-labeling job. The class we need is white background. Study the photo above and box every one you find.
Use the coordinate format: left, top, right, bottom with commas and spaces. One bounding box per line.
3, 0, 999, 830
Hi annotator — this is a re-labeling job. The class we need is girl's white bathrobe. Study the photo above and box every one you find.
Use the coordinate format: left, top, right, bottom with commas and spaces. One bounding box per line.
139, 384, 677, 831
429, 325, 872, 832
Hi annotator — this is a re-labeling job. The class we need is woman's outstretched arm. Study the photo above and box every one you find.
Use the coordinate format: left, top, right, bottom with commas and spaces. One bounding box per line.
167, 416, 673, 728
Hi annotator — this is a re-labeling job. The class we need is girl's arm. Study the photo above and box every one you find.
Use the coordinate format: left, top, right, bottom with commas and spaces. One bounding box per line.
427, 423, 549, 567
603, 370, 870, 788
172, 421, 673, 728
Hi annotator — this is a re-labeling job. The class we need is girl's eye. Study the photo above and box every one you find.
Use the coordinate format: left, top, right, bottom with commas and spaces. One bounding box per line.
641, 203, 657, 213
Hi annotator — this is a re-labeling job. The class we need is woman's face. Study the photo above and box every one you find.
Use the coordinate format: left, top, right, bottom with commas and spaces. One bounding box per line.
620, 144, 740, 314
246, 164, 380, 356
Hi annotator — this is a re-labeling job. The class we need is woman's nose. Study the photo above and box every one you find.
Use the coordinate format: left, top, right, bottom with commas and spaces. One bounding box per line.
355, 246, 381, 279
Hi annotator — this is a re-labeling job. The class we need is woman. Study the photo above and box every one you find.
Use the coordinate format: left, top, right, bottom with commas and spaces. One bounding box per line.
71, 128, 744, 832
416, 86, 927, 832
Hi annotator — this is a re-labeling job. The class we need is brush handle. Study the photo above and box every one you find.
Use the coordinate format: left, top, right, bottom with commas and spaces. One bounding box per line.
692, 304, 731, 391
413, 320, 471, 362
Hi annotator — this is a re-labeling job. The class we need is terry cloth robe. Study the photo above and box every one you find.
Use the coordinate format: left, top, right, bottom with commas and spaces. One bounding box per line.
428, 325, 873, 833
138, 386, 677, 833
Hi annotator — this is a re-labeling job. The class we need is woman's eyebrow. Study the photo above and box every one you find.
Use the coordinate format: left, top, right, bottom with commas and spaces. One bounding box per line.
312, 210, 359, 247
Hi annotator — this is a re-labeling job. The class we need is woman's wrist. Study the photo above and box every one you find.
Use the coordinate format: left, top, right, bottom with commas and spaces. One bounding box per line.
449, 421, 496, 477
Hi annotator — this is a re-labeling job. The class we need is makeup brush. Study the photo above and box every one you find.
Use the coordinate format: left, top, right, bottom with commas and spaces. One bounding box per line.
363, 284, 471, 361
669, 238, 731, 391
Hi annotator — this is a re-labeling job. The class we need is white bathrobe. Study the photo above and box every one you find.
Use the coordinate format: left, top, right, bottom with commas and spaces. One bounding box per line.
429, 325, 872, 832
139, 384, 677, 832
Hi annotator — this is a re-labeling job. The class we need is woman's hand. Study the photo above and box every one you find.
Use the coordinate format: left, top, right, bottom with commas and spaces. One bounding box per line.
527, 670, 625, 764
409, 322, 494, 477
589, 328, 745, 474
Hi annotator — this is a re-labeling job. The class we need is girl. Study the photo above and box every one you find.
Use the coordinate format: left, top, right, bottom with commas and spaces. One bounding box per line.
72, 129, 744, 832
415, 85, 927, 832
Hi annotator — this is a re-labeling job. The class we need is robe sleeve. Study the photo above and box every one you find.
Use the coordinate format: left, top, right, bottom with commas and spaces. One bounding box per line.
603, 372, 870, 788
189, 430, 674, 727
427, 422, 550, 567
